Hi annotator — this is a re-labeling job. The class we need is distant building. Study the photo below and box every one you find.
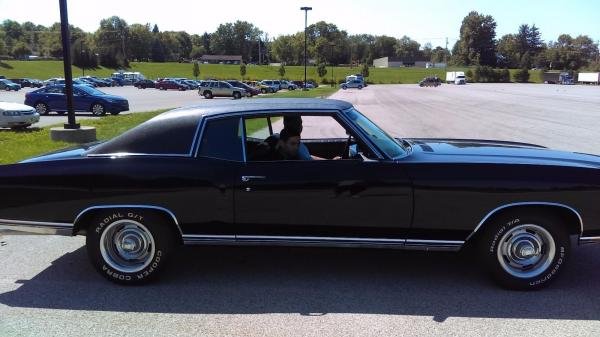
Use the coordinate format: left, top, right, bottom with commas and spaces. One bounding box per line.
373, 57, 439, 68
373, 57, 404, 68
200, 55, 243, 65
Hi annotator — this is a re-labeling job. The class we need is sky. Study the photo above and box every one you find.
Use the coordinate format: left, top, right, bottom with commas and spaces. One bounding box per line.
1, 0, 599, 48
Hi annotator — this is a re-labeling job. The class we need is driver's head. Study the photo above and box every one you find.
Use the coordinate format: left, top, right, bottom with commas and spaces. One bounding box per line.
284, 116, 303, 133
278, 128, 301, 159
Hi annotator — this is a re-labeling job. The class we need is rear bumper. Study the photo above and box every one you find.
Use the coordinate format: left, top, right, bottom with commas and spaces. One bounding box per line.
0, 219, 73, 236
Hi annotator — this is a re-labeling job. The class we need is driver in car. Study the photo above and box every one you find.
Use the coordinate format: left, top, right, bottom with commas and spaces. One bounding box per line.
252, 128, 301, 161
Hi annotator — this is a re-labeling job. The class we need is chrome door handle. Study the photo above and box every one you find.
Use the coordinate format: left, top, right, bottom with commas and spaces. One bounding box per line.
241, 175, 266, 182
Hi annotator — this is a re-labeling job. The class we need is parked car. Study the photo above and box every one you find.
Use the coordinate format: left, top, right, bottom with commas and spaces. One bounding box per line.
260, 80, 281, 93
8, 78, 43, 88
0, 79, 21, 91
1, 98, 599, 290
198, 80, 246, 99
76, 77, 98, 87
280, 80, 298, 90
248, 81, 275, 94
341, 79, 364, 90
156, 80, 188, 91
133, 79, 156, 89
0, 101, 40, 129
226, 80, 260, 96
419, 77, 441, 87
79, 76, 111, 87
24, 84, 129, 116
182, 80, 200, 90
293, 80, 316, 89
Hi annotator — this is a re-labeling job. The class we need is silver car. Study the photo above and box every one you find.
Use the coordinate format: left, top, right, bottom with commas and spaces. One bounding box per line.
0, 102, 40, 129
198, 81, 246, 99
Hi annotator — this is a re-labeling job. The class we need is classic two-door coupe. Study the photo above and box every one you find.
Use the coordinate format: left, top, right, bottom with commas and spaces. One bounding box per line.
1, 99, 599, 289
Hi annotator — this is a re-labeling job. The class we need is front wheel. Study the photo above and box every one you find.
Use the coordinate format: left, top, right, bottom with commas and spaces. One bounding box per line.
34, 102, 49, 115
203, 91, 213, 99
86, 210, 176, 284
477, 211, 570, 290
233, 92, 241, 99
91, 103, 106, 116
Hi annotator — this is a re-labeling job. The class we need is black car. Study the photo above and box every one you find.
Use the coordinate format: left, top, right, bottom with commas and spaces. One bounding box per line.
0, 98, 598, 289
226, 80, 260, 96
133, 79, 156, 89
419, 76, 441, 87
9, 78, 43, 88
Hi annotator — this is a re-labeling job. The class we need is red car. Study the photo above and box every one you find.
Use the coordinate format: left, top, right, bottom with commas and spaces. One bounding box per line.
156, 80, 187, 91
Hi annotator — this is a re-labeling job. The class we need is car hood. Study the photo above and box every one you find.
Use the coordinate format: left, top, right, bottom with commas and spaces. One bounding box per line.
98, 93, 127, 101
404, 138, 600, 168
0, 102, 35, 111
19, 141, 104, 163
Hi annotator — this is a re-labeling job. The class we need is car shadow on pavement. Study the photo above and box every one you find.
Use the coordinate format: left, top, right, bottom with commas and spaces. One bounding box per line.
1, 243, 600, 321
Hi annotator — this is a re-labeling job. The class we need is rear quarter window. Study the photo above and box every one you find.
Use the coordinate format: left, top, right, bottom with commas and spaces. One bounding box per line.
197, 117, 243, 161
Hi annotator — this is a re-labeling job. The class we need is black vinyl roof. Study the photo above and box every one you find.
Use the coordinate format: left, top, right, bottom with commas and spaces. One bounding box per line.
87, 99, 354, 156
162, 98, 353, 119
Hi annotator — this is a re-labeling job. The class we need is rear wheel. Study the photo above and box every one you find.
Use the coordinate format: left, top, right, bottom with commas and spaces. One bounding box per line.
261, 88, 267, 94
86, 210, 176, 285
233, 91, 241, 99
34, 102, 49, 115
477, 211, 570, 290
203, 91, 213, 99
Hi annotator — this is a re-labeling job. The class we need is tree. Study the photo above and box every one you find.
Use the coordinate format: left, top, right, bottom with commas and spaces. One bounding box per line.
128, 23, 152, 61
239, 62, 246, 78
513, 68, 530, 82
193, 61, 200, 79
497, 34, 520, 68
431, 46, 450, 63
394, 36, 422, 60
278, 63, 286, 78
361, 63, 370, 78
317, 63, 327, 78
72, 37, 98, 69
454, 11, 497, 66
95, 16, 129, 67
11, 41, 31, 59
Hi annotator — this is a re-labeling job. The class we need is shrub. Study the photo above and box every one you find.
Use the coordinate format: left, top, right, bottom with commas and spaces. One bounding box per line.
465, 69, 473, 82
513, 68, 530, 83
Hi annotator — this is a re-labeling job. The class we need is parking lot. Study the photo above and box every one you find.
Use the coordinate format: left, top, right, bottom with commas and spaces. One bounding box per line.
2, 82, 600, 336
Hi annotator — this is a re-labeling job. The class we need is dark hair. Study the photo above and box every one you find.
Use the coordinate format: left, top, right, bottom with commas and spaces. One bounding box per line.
283, 116, 302, 132
279, 128, 300, 142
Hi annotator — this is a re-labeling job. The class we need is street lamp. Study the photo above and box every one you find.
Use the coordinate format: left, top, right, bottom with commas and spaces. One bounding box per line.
300, 6, 312, 90
330, 42, 335, 87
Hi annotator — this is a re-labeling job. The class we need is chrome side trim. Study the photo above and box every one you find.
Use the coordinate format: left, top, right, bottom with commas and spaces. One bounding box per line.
73, 205, 183, 237
87, 153, 190, 158
465, 202, 584, 242
579, 236, 600, 245
181, 235, 464, 251
0, 219, 73, 236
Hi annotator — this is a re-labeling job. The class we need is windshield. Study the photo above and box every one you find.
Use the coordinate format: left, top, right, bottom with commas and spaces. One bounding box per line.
344, 108, 407, 159
78, 85, 106, 96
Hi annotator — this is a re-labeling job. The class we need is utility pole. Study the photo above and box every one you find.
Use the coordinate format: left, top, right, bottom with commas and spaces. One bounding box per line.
300, 6, 312, 90
258, 37, 261, 65
81, 39, 84, 76
330, 42, 336, 87
445, 37, 449, 67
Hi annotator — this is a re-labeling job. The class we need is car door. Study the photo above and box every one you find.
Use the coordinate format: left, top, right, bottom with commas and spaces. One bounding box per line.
45, 86, 66, 110
73, 88, 92, 111
234, 113, 413, 241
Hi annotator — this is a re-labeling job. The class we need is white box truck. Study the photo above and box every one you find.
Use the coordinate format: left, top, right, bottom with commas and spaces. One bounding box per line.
577, 72, 600, 84
446, 71, 466, 85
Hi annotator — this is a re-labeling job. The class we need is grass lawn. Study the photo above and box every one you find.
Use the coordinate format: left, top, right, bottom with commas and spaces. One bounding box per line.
0, 60, 544, 84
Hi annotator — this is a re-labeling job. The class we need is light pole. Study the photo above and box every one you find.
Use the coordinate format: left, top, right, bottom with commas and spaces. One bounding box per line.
81, 39, 85, 77
330, 42, 335, 87
59, 0, 78, 129
300, 6, 312, 90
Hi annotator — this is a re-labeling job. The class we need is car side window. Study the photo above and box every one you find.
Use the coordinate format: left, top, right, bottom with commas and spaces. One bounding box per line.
219, 82, 229, 88
198, 117, 243, 161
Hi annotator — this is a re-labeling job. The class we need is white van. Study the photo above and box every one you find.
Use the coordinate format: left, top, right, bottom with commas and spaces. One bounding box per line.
446, 72, 466, 85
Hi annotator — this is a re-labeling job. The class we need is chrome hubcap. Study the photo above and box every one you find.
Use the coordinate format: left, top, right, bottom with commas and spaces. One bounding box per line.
35, 104, 46, 113
497, 224, 555, 278
92, 104, 104, 115
100, 220, 155, 273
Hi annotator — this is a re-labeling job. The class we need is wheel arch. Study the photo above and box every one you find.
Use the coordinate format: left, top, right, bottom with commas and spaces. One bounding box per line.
73, 205, 183, 244
465, 202, 583, 244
